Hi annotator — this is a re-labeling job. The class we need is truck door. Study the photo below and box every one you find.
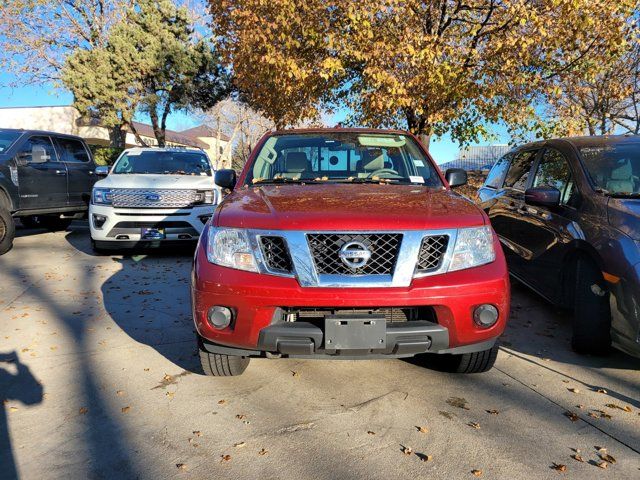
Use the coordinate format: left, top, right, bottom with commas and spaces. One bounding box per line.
54, 136, 95, 207
16, 135, 68, 210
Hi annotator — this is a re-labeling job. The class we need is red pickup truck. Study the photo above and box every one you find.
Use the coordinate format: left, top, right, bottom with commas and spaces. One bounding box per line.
191, 129, 509, 376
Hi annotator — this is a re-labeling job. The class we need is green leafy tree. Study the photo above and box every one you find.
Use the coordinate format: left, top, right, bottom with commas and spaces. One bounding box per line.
63, 0, 229, 147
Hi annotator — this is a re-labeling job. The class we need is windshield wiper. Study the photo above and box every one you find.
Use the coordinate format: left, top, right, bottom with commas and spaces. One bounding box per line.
252, 177, 320, 185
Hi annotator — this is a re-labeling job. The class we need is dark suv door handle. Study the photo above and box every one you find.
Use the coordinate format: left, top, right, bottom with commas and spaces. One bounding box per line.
55, 170, 66, 175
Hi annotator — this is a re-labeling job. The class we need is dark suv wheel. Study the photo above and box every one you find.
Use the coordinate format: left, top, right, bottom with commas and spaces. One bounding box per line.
0, 205, 15, 255
571, 257, 611, 355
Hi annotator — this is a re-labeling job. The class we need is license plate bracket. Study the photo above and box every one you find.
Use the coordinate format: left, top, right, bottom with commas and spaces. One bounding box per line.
141, 227, 165, 240
324, 314, 386, 350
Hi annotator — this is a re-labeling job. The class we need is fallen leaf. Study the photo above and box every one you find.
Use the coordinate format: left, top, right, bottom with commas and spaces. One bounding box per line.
9, 407, 18, 412
595, 460, 608, 469
166, 391, 175, 399
568, 388, 580, 394
471, 470, 483, 477
551, 463, 567, 472
564, 411, 579, 422
417, 426, 428, 433
595, 446, 606, 452
220, 454, 231, 462
218, 399, 226, 405
468, 422, 481, 429
420, 454, 433, 462
595, 388, 608, 394
486, 409, 499, 415
116, 390, 124, 396
598, 453, 616, 464
291, 371, 300, 377
576, 405, 585, 409
193, 431, 202, 437
236, 414, 246, 420
121, 406, 131, 413
605, 403, 632, 412
571, 454, 584, 462
176, 463, 187, 470
234, 442, 246, 448
144, 368, 150, 372
79, 407, 88, 415
258, 448, 268, 456
402, 446, 413, 455
367, 431, 376, 435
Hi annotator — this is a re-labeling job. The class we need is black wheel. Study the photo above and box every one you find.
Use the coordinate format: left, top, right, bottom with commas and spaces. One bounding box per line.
20, 215, 41, 229
571, 257, 611, 355
39, 216, 73, 232
426, 344, 499, 373
199, 347, 250, 376
0, 206, 15, 255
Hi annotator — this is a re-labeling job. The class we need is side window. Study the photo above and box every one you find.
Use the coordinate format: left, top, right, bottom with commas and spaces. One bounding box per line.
18, 136, 57, 164
485, 154, 512, 189
533, 148, 576, 206
504, 150, 537, 190
56, 137, 90, 163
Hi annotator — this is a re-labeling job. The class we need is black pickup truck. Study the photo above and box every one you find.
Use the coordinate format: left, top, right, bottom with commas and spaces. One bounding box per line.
0, 128, 98, 254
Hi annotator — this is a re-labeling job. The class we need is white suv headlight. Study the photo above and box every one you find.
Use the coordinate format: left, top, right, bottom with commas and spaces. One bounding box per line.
206, 227, 258, 272
448, 226, 496, 272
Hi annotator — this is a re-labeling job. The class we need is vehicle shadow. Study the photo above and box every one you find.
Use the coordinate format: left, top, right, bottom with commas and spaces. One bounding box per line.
0, 351, 43, 480
65, 231, 200, 372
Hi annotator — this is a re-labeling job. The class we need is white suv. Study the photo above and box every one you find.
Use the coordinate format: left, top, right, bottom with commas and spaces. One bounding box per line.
89, 147, 219, 251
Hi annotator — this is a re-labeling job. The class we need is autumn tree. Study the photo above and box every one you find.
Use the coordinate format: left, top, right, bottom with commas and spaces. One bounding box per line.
63, 0, 229, 147
210, 0, 635, 146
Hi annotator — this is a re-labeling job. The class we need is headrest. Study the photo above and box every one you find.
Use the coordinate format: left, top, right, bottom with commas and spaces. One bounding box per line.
285, 152, 308, 172
361, 149, 384, 171
610, 159, 633, 180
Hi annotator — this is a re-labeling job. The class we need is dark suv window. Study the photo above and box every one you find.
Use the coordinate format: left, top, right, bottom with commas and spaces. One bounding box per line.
57, 137, 90, 163
485, 154, 512, 189
533, 148, 578, 206
504, 150, 537, 190
19, 136, 57, 163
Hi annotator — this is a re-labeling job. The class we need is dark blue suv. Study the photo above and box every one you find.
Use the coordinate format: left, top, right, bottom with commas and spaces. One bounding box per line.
478, 135, 639, 358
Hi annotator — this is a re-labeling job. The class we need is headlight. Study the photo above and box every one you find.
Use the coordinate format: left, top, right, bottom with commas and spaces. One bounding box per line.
206, 227, 258, 272
92, 188, 113, 205
195, 189, 215, 204
448, 226, 496, 272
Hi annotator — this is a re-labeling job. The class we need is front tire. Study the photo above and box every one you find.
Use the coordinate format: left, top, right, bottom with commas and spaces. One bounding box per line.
199, 348, 250, 376
571, 258, 611, 355
0, 206, 15, 255
428, 344, 499, 373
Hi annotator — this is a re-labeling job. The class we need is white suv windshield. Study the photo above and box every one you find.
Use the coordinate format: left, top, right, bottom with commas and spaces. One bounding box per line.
245, 132, 443, 187
113, 151, 212, 176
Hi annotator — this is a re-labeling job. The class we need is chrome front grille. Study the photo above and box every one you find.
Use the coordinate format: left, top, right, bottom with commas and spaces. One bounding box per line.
307, 233, 402, 275
259, 236, 293, 273
416, 235, 449, 273
111, 189, 197, 208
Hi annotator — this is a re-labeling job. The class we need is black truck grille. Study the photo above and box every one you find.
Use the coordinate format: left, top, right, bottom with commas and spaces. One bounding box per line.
415, 235, 449, 272
260, 236, 293, 273
307, 233, 402, 275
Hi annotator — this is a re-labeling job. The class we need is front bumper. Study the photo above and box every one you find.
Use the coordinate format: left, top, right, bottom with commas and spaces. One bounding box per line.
89, 204, 214, 243
192, 236, 510, 357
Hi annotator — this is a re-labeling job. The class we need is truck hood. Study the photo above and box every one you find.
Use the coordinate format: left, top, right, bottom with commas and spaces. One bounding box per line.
215, 184, 486, 231
608, 198, 640, 240
94, 174, 215, 190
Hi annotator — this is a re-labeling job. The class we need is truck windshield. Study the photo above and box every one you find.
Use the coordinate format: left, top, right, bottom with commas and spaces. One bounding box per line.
113, 151, 212, 176
245, 132, 443, 187
579, 143, 640, 196
0, 131, 21, 153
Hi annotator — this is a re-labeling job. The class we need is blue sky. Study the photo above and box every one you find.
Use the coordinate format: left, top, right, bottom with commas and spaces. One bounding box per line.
0, 77, 510, 164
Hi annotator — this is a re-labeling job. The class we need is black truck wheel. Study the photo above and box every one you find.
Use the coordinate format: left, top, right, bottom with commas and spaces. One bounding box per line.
199, 347, 250, 376
427, 344, 499, 373
40, 216, 73, 232
571, 257, 611, 355
0, 206, 15, 255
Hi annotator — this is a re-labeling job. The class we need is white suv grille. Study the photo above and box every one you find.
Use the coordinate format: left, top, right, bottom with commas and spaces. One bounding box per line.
111, 189, 197, 208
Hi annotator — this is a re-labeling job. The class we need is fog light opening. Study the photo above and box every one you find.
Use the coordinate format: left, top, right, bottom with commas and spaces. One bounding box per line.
473, 304, 498, 328
207, 306, 233, 330
92, 214, 107, 229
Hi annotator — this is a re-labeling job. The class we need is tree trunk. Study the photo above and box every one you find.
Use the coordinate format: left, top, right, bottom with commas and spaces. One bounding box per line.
417, 133, 432, 150
128, 122, 149, 147
109, 125, 126, 149
149, 107, 166, 147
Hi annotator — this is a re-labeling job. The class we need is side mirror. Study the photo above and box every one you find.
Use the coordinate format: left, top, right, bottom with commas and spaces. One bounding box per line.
445, 168, 467, 188
15, 152, 29, 166
525, 186, 560, 208
95, 166, 110, 176
215, 169, 237, 190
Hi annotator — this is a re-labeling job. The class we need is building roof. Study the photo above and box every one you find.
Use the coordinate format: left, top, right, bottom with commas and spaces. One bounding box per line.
180, 125, 230, 142
129, 122, 207, 149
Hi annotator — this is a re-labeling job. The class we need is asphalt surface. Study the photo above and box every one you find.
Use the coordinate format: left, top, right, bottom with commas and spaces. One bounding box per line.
1, 222, 639, 480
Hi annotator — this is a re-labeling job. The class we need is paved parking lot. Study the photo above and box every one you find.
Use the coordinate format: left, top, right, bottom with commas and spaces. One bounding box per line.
1, 222, 639, 480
